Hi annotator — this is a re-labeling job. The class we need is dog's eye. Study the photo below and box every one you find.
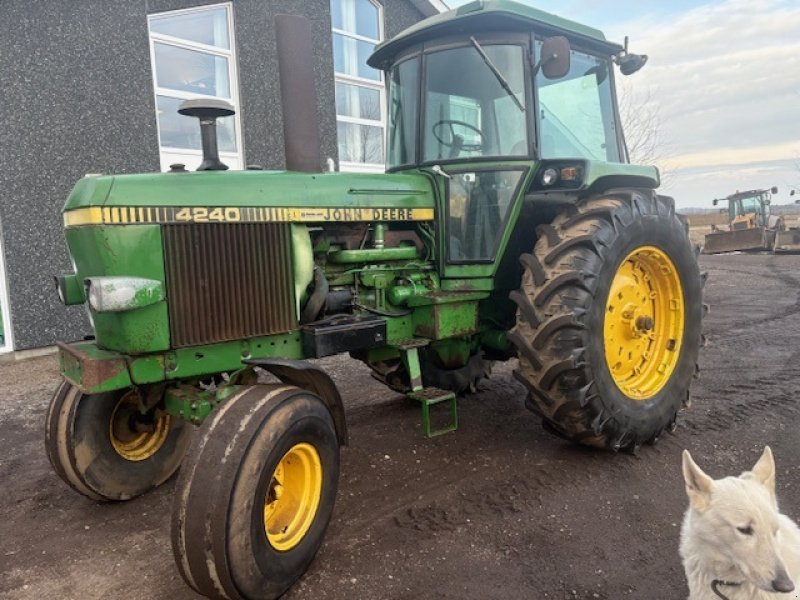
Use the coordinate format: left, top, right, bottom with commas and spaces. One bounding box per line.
737, 525, 754, 536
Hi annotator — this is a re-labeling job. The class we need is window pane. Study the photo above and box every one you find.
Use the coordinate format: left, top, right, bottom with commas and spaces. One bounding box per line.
150, 7, 230, 49
337, 122, 384, 164
333, 34, 380, 81
331, 0, 379, 40
388, 58, 420, 167
448, 171, 522, 261
537, 48, 619, 162
423, 44, 528, 162
157, 95, 237, 153
335, 83, 381, 120
494, 95, 528, 155
154, 42, 231, 97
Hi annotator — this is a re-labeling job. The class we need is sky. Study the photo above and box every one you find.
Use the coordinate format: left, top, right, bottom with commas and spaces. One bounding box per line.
443, 0, 800, 208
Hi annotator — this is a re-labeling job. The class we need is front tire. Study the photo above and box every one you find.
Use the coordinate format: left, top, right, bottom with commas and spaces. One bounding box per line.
510, 192, 704, 450
171, 384, 340, 600
44, 379, 192, 501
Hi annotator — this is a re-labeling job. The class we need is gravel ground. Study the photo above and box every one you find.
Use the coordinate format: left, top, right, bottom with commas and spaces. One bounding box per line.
2, 253, 800, 599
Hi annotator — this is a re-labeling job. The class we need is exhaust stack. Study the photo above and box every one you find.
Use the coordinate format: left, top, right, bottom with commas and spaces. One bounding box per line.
178, 98, 235, 171
275, 14, 322, 172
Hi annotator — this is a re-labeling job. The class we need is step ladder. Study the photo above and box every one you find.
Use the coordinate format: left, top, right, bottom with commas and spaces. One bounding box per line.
395, 340, 458, 438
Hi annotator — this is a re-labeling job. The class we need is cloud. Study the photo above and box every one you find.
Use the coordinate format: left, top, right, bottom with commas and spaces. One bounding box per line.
444, 0, 800, 206
609, 0, 800, 206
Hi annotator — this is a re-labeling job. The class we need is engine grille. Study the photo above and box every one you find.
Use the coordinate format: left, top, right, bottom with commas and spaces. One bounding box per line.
163, 223, 297, 348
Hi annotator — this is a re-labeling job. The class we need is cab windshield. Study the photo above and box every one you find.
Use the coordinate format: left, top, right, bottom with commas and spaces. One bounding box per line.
731, 195, 766, 220
387, 43, 529, 169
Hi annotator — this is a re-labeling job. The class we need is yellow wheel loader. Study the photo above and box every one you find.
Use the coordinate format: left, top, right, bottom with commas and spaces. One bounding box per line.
702, 187, 798, 254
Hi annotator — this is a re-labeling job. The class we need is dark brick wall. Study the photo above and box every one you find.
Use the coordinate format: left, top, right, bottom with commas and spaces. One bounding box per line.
0, 0, 427, 350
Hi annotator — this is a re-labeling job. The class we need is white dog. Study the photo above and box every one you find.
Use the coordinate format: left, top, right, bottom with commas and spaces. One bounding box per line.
680, 447, 800, 599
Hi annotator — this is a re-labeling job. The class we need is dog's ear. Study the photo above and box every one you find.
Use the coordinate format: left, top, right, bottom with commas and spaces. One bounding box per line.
750, 446, 776, 501
682, 450, 713, 511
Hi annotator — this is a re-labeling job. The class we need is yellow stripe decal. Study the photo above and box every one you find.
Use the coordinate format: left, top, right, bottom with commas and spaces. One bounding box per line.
64, 206, 435, 227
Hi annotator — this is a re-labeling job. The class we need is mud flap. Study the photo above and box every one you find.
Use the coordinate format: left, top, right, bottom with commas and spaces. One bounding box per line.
244, 358, 348, 445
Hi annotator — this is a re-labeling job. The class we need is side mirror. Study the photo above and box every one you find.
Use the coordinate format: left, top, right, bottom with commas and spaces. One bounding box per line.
712, 199, 719, 206
771, 186, 779, 194
539, 36, 571, 80
615, 35, 648, 76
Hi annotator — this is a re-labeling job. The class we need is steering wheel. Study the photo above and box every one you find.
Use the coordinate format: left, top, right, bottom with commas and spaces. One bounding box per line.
432, 119, 485, 151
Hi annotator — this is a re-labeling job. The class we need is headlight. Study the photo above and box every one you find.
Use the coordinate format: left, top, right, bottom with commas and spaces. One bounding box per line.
542, 168, 559, 186
84, 277, 164, 312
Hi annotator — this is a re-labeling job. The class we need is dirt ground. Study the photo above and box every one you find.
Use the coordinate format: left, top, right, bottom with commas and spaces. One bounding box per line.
3, 253, 800, 600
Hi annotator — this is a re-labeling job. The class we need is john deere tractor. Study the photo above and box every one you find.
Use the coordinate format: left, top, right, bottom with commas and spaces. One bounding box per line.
47, 2, 703, 598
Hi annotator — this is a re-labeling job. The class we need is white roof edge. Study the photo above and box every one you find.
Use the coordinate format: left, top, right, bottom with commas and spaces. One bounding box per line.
411, 0, 449, 17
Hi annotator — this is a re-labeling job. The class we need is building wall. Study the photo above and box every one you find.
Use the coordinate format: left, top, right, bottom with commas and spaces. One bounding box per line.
0, 0, 425, 350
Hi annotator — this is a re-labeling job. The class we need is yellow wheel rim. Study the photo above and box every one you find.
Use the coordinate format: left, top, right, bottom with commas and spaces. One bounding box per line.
603, 246, 684, 400
264, 443, 323, 552
109, 391, 171, 461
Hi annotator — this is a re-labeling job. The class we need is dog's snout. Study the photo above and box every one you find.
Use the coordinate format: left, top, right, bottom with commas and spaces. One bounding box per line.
771, 569, 795, 593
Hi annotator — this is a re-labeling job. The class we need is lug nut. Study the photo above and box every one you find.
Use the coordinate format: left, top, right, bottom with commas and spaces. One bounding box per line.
636, 316, 654, 331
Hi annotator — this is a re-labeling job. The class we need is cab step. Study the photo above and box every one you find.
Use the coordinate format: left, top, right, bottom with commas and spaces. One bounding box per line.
407, 387, 457, 438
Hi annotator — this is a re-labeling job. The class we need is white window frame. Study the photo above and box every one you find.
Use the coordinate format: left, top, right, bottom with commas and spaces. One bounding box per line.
332, 0, 387, 173
0, 219, 14, 353
147, 3, 244, 171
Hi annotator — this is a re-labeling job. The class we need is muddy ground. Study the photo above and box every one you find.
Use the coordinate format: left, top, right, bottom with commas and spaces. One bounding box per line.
3, 253, 800, 600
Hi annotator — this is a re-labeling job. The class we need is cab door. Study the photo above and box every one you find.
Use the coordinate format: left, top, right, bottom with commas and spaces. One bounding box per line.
440, 167, 528, 279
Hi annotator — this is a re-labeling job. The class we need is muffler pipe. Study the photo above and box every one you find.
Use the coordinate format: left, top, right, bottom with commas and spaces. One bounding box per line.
275, 14, 322, 172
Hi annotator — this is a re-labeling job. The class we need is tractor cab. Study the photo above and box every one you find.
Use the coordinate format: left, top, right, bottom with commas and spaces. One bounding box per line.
722, 190, 773, 230
369, 0, 652, 277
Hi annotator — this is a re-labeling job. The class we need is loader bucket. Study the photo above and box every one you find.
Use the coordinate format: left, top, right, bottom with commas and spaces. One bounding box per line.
774, 229, 800, 253
702, 227, 774, 254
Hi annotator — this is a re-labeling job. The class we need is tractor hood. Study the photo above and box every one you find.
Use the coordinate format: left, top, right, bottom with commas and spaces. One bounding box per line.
63, 170, 435, 226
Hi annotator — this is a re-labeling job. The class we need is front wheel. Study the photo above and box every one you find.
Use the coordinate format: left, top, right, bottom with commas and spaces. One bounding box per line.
44, 379, 192, 500
510, 192, 704, 450
171, 384, 340, 600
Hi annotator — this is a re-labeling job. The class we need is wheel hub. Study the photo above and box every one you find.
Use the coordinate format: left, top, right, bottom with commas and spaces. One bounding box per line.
264, 443, 322, 552
109, 391, 171, 461
603, 246, 684, 400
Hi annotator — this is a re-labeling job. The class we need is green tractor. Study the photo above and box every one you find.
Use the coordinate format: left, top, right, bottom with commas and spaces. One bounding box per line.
48, 2, 703, 599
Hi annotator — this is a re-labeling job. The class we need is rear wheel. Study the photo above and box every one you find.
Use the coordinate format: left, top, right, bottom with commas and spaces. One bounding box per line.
171, 384, 339, 600
510, 192, 704, 450
44, 379, 192, 500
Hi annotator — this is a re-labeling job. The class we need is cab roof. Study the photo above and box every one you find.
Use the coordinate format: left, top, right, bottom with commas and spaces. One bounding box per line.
368, 0, 623, 70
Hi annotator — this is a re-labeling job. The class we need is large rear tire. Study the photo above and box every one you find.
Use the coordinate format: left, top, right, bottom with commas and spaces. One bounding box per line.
171, 384, 340, 600
510, 191, 704, 451
44, 378, 192, 500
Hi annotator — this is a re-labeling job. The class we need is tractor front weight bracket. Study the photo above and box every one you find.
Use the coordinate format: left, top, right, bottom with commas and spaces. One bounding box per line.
164, 383, 244, 425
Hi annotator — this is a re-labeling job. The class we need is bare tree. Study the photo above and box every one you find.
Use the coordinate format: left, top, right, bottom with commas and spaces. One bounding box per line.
617, 81, 673, 184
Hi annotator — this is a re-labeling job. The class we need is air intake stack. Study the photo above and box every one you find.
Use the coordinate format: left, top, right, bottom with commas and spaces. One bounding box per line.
178, 98, 235, 171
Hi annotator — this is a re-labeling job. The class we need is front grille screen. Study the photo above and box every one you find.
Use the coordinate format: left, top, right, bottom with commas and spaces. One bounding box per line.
163, 223, 296, 348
